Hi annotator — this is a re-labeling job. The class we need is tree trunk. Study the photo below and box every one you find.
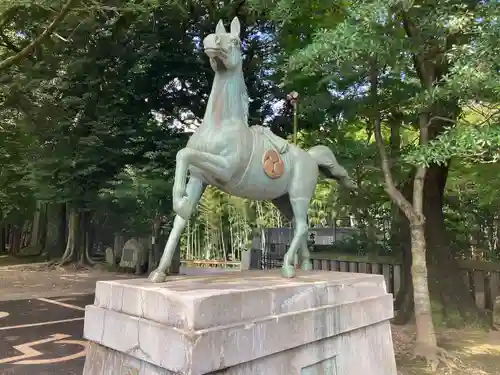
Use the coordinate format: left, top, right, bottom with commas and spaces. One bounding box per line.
393, 165, 486, 326
410, 158, 439, 358
39, 203, 49, 252
170, 242, 181, 275
87, 214, 96, 257
0, 224, 5, 253
393, 203, 414, 323
7, 225, 12, 252
30, 201, 42, 247
9, 226, 22, 254
53, 203, 68, 259
411, 219, 438, 345
425, 164, 485, 324
113, 232, 126, 262
20, 220, 31, 248
371, 59, 452, 367
148, 213, 162, 273
78, 210, 94, 266
388, 116, 402, 254
58, 206, 80, 265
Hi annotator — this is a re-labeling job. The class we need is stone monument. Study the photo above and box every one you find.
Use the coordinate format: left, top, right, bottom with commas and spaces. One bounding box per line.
119, 238, 147, 270
82, 17, 397, 375
84, 270, 397, 375
104, 246, 115, 266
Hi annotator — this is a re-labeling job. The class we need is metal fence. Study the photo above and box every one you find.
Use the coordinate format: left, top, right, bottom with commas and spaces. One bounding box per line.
250, 227, 360, 270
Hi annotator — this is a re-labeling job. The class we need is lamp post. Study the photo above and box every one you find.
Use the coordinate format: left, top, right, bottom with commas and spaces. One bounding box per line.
286, 91, 300, 267
286, 91, 299, 144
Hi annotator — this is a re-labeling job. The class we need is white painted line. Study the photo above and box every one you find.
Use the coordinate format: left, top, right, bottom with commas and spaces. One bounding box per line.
51, 297, 80, 302
36, 297, 86, 311
0, 311, 9, 319
0, 291, 92, 302
0, 317, 84, 331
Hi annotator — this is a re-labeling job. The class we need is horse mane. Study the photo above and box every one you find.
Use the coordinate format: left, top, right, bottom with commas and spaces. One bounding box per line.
238, 68, 250, 124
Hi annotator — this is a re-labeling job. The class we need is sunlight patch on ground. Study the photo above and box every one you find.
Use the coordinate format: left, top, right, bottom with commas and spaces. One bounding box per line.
462, 342, 500, 354
393, 325, 500, 375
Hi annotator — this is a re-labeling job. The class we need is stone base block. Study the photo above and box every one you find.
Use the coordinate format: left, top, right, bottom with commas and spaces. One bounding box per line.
83, 270, 397, 375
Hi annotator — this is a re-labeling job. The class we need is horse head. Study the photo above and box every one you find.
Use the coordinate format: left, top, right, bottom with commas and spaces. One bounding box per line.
203, 17, 242, 73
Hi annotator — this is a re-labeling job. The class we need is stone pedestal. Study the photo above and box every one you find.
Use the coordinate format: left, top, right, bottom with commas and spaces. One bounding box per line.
83, 270, 397, 375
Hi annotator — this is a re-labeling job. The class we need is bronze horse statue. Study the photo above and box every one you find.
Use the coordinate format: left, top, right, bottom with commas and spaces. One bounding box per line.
149, 17, 356, 283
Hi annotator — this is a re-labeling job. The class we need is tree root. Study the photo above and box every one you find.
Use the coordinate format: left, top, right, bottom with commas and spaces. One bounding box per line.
56, 244, 97, 268
57, 249, 75, 266
413, 344, 459, 372
84, 244, 97, 266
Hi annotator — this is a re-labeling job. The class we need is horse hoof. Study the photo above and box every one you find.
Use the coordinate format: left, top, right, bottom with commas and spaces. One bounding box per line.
149, 270, 167, 283
174, 197, 193, 220
280, 265, 296, 278
301, 261, 313, 271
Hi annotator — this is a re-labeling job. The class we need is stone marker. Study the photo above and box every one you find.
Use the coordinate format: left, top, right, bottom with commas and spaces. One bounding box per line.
82, 270, 397, 375
240, 249, 251, 270
119, 238, 147, 269
493, 296, 500, 327
105, 247, 115, 265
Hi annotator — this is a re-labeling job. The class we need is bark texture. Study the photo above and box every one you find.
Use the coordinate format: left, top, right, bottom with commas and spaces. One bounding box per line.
58, 206, 94, 266
394, 165, 486, 325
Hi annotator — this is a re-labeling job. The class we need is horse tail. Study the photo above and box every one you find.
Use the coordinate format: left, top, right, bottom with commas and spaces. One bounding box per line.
307, 145, 357, 189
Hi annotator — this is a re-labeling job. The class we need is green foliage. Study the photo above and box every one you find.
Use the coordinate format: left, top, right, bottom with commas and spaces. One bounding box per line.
245, 0, 500, 272
0, 121, 36, 222
405, 107, 500, 166
0, 0, 283, 248
265, 0, 500, 167
0, 0, 499, 273
406, 123, 500, 166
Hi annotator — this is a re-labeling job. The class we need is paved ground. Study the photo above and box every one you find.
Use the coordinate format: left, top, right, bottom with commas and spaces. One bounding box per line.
0, 264, 238, 375
0, 263, 137, 374
0, 294, 93, 375
0, 263, 235, 302
0, 264, 138, 301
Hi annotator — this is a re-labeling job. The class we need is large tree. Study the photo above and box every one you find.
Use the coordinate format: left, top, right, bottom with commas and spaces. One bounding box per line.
252, 0, 500, 368
0, 1, 282, 264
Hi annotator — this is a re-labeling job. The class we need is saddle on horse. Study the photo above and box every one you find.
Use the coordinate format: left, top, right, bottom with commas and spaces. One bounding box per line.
251, 125, 289, 154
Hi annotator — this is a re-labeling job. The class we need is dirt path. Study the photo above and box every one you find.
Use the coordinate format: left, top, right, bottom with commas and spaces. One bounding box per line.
0, 263, 237, 301
393, 324, 500, 375
0, 264, 138, 301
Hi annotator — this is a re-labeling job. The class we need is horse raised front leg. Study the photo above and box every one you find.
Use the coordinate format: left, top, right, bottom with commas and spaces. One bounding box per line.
173, 148, 236, 219
172, 148, 193, 220
149, 177, 205, 283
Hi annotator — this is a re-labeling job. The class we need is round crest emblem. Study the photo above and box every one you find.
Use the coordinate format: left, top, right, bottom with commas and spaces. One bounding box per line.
262, 149, 285, 179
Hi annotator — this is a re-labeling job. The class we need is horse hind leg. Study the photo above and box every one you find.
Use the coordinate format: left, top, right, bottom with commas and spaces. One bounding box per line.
283, 197, 312, 277
271, 195, 298, 268
271, 195, 312, 273
300, 238, 313, 271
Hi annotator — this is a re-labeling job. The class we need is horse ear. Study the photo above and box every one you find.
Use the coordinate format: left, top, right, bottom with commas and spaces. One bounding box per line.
215, 19, 226, 34
230, 17, 241, 37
